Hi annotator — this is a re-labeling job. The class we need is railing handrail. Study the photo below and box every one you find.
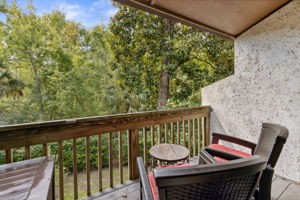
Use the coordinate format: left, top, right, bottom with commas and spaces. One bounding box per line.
0, 106, 210, 150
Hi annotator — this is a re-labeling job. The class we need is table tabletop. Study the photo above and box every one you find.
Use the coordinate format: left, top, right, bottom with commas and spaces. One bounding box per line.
0, 156, 55, 200
149, 143, 190, 162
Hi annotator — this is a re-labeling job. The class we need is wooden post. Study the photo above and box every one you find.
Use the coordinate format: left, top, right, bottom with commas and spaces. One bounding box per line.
203, 115, 211, 147
5, 149, 12, 163
128, 129, 139, 180
25, 146, 31, 160
42, 143, 48, 156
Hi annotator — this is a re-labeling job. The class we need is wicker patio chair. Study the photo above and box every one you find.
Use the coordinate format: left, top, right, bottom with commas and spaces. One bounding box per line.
200, 123, 289, 200
138, 155, 266, 200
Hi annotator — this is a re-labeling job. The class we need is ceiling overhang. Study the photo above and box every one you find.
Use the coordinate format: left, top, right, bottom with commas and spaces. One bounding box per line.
114, 0, 292, 40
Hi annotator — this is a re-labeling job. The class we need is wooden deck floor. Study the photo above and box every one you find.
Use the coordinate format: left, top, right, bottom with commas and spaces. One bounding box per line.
271, 176, 300, 200
83, 175, 299, 200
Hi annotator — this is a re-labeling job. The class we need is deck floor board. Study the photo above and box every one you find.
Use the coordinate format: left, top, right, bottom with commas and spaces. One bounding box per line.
85, 181, 139, 200
278, 183, 300, 200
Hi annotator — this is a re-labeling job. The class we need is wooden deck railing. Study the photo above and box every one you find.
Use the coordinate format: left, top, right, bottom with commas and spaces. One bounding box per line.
0, 106, 211, 200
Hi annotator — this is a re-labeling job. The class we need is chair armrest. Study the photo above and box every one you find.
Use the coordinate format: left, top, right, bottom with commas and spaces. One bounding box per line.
137, 157, 154, 200
205, 146, 243, 160
199, 149, 217, 164
212, 133, 257, 154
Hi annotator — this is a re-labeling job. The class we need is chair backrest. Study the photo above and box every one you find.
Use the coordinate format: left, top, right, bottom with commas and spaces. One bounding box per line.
154, 156, 266, 200
254, 123, 288, 167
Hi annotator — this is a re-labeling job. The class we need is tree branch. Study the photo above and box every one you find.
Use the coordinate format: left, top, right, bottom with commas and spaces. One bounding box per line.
190, 56, 217, 69
177, 56, 216, 70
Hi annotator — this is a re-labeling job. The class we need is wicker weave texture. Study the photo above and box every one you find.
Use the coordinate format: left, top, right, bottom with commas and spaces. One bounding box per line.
164, 175, 257, 200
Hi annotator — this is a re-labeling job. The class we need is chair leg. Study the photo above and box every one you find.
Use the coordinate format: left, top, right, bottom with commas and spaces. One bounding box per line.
258, 166, 274, 200
140, 180, 143, 200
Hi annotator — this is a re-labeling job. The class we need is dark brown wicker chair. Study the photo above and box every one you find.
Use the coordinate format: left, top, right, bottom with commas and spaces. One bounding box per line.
200, 123, 289, 200
138, 155, 266, 200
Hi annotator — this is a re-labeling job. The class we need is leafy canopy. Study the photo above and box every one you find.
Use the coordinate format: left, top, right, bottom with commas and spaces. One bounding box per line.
109, 5, 233, 110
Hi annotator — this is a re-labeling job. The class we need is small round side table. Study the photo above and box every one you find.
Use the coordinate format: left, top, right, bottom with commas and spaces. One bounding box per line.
149, 143, 190, 166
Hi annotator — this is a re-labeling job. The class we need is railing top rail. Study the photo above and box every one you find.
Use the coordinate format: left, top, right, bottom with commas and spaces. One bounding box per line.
0, 106, 210, 150
0, 106, 210, 132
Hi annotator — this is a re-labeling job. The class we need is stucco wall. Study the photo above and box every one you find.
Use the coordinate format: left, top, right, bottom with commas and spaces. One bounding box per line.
202, 0, 300, 183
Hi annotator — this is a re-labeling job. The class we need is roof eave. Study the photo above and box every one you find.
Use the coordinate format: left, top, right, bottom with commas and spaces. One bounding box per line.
114, 0, 236, 40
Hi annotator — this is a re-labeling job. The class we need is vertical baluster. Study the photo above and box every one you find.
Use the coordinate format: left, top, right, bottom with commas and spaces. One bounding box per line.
188, 120, 191, 157
171, 123, 175, 144
164, 124, 168, 143
183, 121, 186, 147
5, 149, 12, 163
98, 134, 103, 191
202, 117, 206, 148
127, 130, 131, 179
177, 121, 180, 144
43, 143, 48, 156
86, 136, 91, 196
143, 128, 147, 166
198, 118, 201, 152
72, 139, 78, 200
151, 126, 155, 146
58, 141, 64, 200
109, 132, 113, 187
118, 131, 123, 184
158, 125, 162, 144
193, 119, 196, 156
25, 146, 31, 160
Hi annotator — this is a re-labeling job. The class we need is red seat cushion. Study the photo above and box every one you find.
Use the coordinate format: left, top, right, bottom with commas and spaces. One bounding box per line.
214, 156, 228, 162
208, 144, 252, 159
148, 163, 190, 200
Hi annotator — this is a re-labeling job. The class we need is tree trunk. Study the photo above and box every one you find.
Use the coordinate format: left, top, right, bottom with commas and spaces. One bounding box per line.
157, 70, 169, 108
25, 47, 44, 116
157, 19, 174, 108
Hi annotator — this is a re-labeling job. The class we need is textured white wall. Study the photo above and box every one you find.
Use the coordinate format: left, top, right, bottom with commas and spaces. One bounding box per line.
202, 1, 300, 183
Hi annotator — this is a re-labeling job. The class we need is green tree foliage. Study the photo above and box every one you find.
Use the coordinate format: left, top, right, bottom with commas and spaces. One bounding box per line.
0, 58, 24, 97
0, 2, 123, 124
0, 1, 234, 174
0, 1, 24, 98
109, 5, 233, 110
